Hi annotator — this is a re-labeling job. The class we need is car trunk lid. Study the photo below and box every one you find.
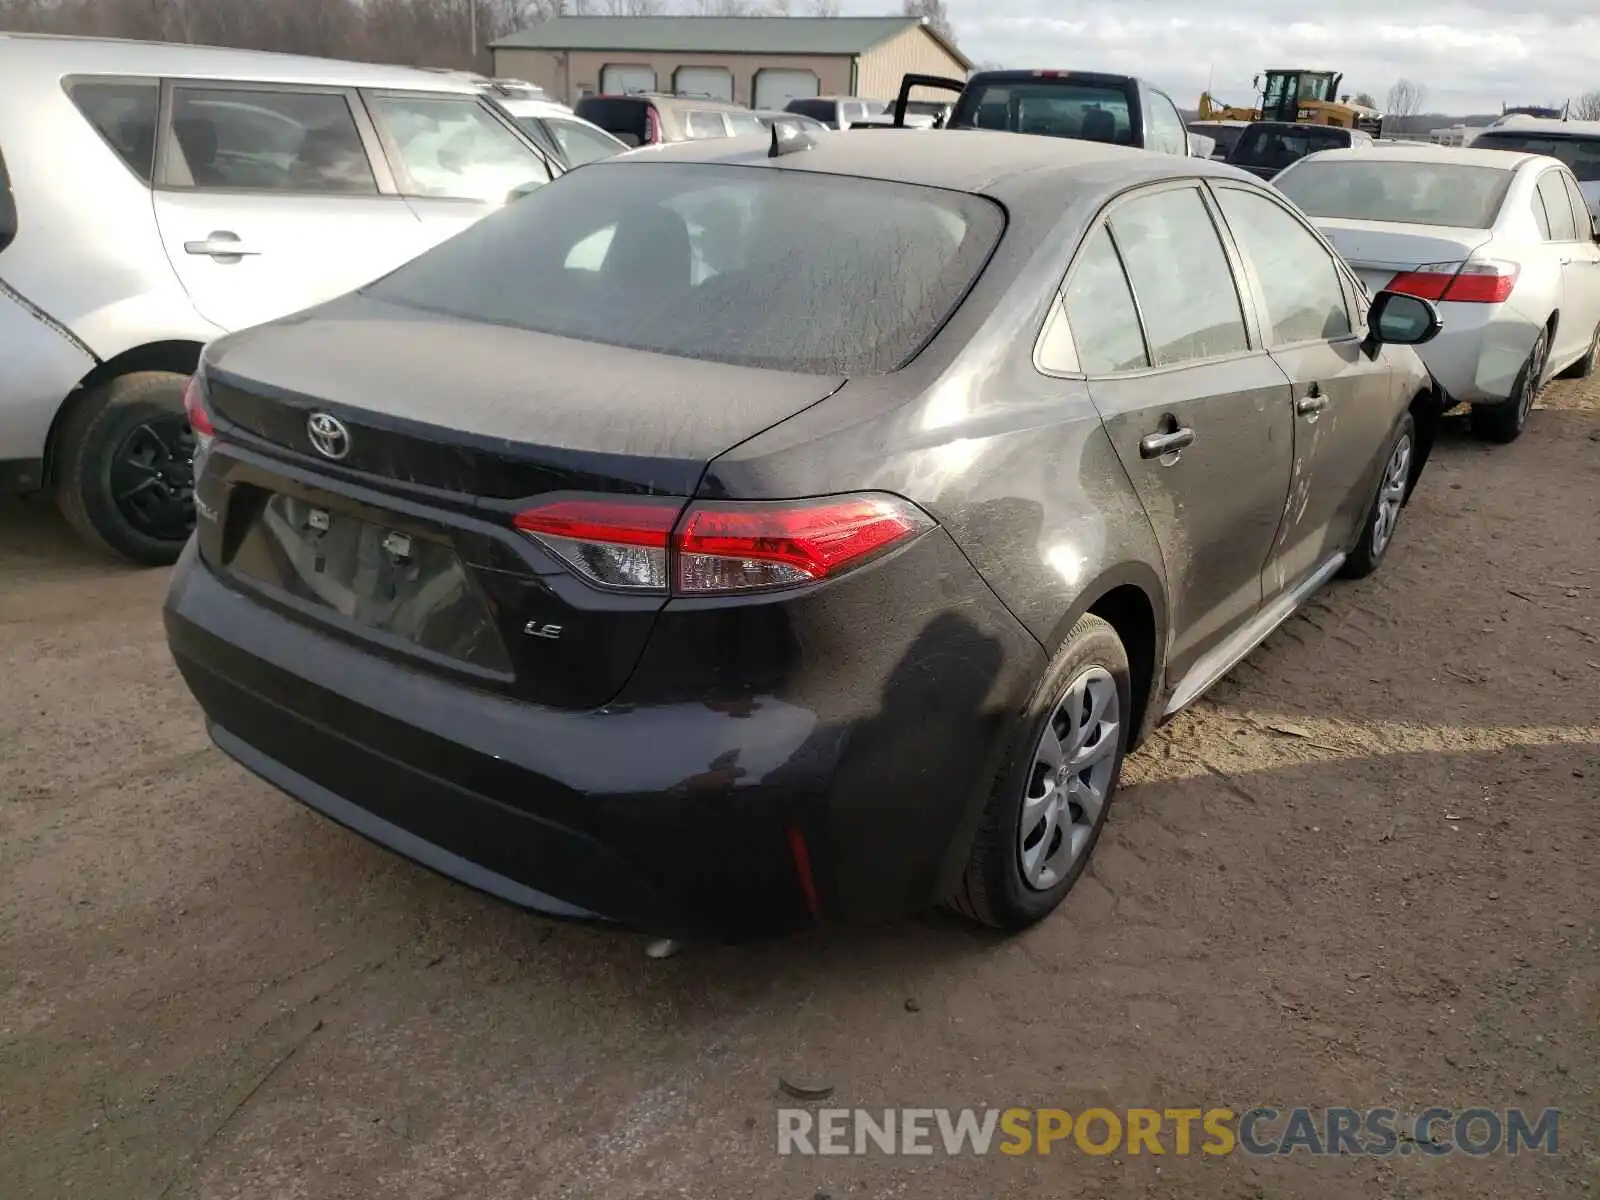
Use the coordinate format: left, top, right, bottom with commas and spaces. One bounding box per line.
197, 295, 845, 709
1313, 218, 1494, 293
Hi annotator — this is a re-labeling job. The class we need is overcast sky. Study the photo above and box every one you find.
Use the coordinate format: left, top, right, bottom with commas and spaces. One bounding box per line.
836, 0, 1600, 116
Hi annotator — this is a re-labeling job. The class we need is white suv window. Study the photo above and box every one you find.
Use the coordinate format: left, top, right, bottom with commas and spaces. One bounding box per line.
366, 94, 551, 201
166, 88, 376, 194
685, 110, 729, 140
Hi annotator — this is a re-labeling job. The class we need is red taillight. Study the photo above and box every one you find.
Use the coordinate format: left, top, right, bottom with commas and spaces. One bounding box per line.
183, 374, 214, 438
676, 496, 931, 594
1387, 259, 1518, 304
513, 499, 679, 591
645, 106, 662, 145
512, 493, 932, 596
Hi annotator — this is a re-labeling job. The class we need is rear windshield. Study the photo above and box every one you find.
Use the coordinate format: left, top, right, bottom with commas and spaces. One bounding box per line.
1191, 124, 1245, 156
1231, 125, 1349, 168
952, 81, 1134, 145
1275, 160, 1514, 228
574, 97, 648, 145
785, 99, 836, 121
1471, 131, 1600, 182
364, 162, 1002, 375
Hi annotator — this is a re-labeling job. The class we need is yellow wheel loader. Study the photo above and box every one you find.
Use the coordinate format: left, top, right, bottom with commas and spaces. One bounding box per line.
1199, 69, 1383, 136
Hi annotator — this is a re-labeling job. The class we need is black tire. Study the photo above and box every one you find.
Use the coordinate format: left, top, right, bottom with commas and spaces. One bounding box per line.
1557, 321, 1599, 380
1341, 411, 1415, 580
948, 613, 1131, 931
1471, 327, 1547, 444
54, 371, 195, 566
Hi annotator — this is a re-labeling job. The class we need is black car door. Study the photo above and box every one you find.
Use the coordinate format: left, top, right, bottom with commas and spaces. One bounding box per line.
1065, 182, 1296, 700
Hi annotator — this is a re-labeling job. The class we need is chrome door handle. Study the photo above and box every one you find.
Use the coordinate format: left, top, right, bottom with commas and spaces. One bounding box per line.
1296, 392, 1330, 416
184, 232, 261, 259
1139, 427, 1195, 459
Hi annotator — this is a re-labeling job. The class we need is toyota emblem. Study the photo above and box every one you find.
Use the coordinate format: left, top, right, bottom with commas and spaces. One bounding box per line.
306, 412, 351, 461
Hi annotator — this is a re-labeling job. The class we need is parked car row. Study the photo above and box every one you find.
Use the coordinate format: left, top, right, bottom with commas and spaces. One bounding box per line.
6, 33, 1598, 946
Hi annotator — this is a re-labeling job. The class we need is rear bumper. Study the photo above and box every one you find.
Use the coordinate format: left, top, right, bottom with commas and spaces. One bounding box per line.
1419, 302, 1541, 405
164, 532, 1044, 941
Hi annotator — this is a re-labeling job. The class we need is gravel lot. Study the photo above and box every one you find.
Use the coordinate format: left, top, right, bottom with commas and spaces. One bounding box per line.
2, 381, 1596, 1200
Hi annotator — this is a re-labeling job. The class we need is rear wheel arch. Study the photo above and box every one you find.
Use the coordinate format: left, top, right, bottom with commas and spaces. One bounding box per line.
44, 340, 203, 486
1044, 564, 1167, 752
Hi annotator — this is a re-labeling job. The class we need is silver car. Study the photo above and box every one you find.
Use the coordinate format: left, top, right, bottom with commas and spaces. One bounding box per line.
0, 33, 560, 563
1276, 144, 1600, 442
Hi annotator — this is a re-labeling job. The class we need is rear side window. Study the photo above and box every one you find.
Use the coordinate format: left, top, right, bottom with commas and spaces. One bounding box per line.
1060, 227, 1148, 373
684, 110, 728, 140
166, 87, 376, 194
1531, 192, 1553, 239
68, 80, 159, 183
1537, 173, 1578, 240
1563, 173, 1595, 231
364, 162, 1003, 375
366, 94, 550, 201
1109, 187, 1249, 366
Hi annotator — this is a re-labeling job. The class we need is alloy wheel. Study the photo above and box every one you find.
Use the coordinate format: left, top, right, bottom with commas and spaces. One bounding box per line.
109, 415, 196, 542
1370, 432, 1412, 558
1018, 666, 1121, 891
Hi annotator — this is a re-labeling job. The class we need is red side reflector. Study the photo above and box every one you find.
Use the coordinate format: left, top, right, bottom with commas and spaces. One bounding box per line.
183, 375, 214, 437
786, 825, 821, 920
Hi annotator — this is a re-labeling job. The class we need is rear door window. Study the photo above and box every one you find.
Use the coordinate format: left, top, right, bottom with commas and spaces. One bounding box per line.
1537, 172, 1577, 240
1109, 187, 1249, 365
1215, 187, 1352, 345
544, 117, 625, 165
166, 87, 376, 194
364, 161, 1002, 375
1563, 172, 1595, 231
1145, 90, 1187, 154
1059, 227, 1148, 373
366, 93, 551, 201
69, 79, 160, 183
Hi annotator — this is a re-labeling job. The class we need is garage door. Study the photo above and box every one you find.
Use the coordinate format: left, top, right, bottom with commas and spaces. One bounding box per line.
753, 69, 819, 111
600, 64, 656, 95
674, 66, 733, 103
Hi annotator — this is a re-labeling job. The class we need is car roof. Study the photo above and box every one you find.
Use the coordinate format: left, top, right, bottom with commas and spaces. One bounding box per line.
1293, 144, 1538, 170
1482, 116, 1600, 137
0, 32, 483, 91
608, 128, 1255, 213
495, 96, 578, 118
966, 68, 1143, 86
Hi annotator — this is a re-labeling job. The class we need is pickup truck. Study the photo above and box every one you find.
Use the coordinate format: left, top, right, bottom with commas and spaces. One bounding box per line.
888, 68, 1196, 156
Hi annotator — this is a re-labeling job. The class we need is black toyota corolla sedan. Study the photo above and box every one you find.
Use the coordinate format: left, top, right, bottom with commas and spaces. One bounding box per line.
166, 130, 1441, 942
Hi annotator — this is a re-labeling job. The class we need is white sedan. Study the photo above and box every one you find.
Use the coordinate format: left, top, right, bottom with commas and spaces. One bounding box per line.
1274, 144, 1600, 442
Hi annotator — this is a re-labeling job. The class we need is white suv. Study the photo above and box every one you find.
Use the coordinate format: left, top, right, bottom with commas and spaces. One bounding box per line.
0, 34, 560, 563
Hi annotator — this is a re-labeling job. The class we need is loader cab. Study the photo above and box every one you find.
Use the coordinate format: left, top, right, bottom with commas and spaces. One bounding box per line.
1258, 69, 1341, 123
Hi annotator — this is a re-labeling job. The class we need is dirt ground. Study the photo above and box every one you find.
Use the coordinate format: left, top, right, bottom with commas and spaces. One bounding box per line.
1, 380, 1597, 1200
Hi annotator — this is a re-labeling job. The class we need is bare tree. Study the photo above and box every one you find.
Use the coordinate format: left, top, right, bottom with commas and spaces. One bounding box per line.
686, 0, 752, 13
1354, 91, 1376, 109
1574, 90, 1600, 121
596, 0, 662, 12
901, 0, 955, 45
1386, 78, 1428, 122
806, 0, 840, 14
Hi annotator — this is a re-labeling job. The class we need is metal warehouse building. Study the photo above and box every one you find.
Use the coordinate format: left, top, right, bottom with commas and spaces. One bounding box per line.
488, 15, 971, 110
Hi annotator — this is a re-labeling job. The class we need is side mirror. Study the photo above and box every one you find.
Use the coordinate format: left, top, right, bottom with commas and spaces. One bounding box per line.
1364, 290, 1442, 355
